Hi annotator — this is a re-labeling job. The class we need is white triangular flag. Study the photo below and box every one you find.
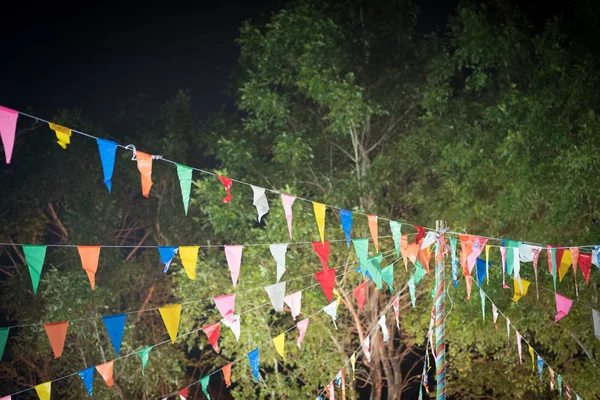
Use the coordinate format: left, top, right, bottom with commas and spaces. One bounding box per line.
284, 291, 302, 320
378, 315, 390, 342
506, 318, 510, 341
513, 248, 522, 292
592, 309, 600, 340
323, 301, 338, 329
264, 282, 286, 312
420, 231, 436, 249
270, 243, 288, 282
251, 185, 269, 222
221, 314, 241, 342
363, 336, 371, 363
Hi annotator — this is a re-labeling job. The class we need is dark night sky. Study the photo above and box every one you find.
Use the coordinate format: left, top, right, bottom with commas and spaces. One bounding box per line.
0, 1, 570, 122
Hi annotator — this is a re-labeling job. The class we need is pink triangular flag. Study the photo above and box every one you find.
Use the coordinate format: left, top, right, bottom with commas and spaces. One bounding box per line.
0, 106, 19, 164
363, 336, 371, 364
281, 194, 296, 240
284, 291, 302, 320
516, 331, 523, 364
312, 241, 330, 271
296, 318, 309, 348
224, 245, 243, 287
555, 293, 573, 323
327, 381, 335, 400
213, 293, 236, 322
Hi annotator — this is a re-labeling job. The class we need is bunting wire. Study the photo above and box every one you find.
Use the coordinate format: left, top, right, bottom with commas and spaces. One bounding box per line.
4, 257, 398, 399
2, 249, 397, 330
478, 286, 582, 398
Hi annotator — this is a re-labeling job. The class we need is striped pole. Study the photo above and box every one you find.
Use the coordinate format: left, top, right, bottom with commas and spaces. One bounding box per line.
435, 220, 447, 399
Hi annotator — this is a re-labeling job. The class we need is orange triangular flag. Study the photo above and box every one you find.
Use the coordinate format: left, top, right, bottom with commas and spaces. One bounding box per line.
222, 362, 232, 387
77, 246, 101, 290
136, 151, 153, 198
406, 241, 419, 265
44, 321, 69, 359
367, 215, 378, 253
96, 361, 115, 387
418, 246, 431, 274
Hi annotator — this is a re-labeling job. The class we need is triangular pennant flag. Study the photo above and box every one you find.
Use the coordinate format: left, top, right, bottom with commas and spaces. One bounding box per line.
0, 106, 18, 164
323, 301, 338, 329
270, 243, 288, 282
202, 322, 221, 353
340, 210, 353, 247
393, 298, 400, 329
78, 366, 94, 396
265, 282, 286, 312
137, 346, 152, 375
506, 318, 511, 342
326, 381, 335, 400
421, 231, 437, 251
450, 237, 458, 287
593, 309, 600, 340
558, 248, 572, 282
284, 291, 302, 320
222, 314, 241, 341
200, 375, 211, 399
44, 321, 68, 359
352, 238, 369, 275
367, 215, 378, 252
34, 381, 51, 400
0, 328, 8, 361
557, 375, 563, 396
213, 293, 236, 322
549, 367, 555, 391
578, 253, 592, 284
222, 363, 232, 387
159, 304, 182, 344
555, 293, 573, 322
315, 269, 336, 302
313, 202, 326, 244
547, 246, 558, 290
400, 234, 409, 270
350, 353, 356, 380
389, 221, 402, 258
251, 185, 269, 222
273, 332, 285, 359
313, 241, 331, 271
179, 246, 199, 280
224, 245, 243, 287
135, 151, 153, 198
511, 277, 531, 302
96, 361, 115, 387
158, 246, 178, 273
77, 246, 101, 290
248, 348, 260, 382
381, 264, 394, 293
516, 331, 523, 364
366, 254, 383, 290
406, 241, 419, 266
353, 281, 367, 311
378, 315, 390, 342
363, 336, 371, 363
102, 314, 126, 356
593, 246, 600, 268
217, 175, 233, 203
179, 387, 188, 399
408, 276, 416, 308
480, 287, 485, 321
297, 318, 309, 348
528, 345, 535, 372
486, 244, 491, 285
280, 194, 296, 240
492, 303, 499, 330
96, 138, 117, 192
476, 258, 488, 286
23, 245, 47, 294
415, 226, 425, 243
537, 356, 544, 381
48, 122, 71, 149
176, 164, 193, 215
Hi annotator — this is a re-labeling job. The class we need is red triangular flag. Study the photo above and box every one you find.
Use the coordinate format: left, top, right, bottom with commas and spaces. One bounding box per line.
315, 269, 336, 302
578, 253, 592, 283
178, 388, 188, 399
217, 175, 233, 203
222, 363, 232, 387
44, 321, 69, 359
415, 225, 425, 243
312, 241, 330, 271
202, 322, 221, 353
353, 281, 367, 311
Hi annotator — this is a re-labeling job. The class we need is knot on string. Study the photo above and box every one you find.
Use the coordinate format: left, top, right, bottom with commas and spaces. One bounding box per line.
124, 144, 163, 161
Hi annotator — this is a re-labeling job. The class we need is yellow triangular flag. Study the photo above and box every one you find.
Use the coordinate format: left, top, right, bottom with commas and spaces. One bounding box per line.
312, 202, 326, 244
179, 246, 199, 280
528, 345, 535, 372
558, 249, 572, 282
159, 304, 182, 344
35, 381, 52, 400
48, 122, 72, 149
485, 244, 490, 285
511, 277, 532, 302
273, 332, 285, 359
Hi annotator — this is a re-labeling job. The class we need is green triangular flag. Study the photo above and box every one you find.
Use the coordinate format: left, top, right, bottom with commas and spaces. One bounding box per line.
413, 265, 427, 285
200, 375, 211, 399
389, 221, 402, 258
504, 239, 520, 276
352, 238, 369, 276
0, 327, 9, 361
381, 264, 394, 293
408, 276, 416, 308
366, 253, 383, 290
138, 346, 152, 375
549, 248, 557, 291
176, 164, 193, 216
23, 245, 47, 294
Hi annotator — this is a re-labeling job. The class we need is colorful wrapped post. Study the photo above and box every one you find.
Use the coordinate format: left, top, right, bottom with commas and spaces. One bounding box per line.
434, 220, 447, 399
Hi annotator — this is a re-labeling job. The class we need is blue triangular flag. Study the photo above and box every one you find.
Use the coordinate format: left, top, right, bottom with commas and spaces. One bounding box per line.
102, 313, 126, 356
158, 246, 178, 273
537, 355, 544, 381
78, 366, 94, 396
96, 138, 117, 193
476, 258, 489, 287
248, 348, 260, 382
340, 209, 353, 248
